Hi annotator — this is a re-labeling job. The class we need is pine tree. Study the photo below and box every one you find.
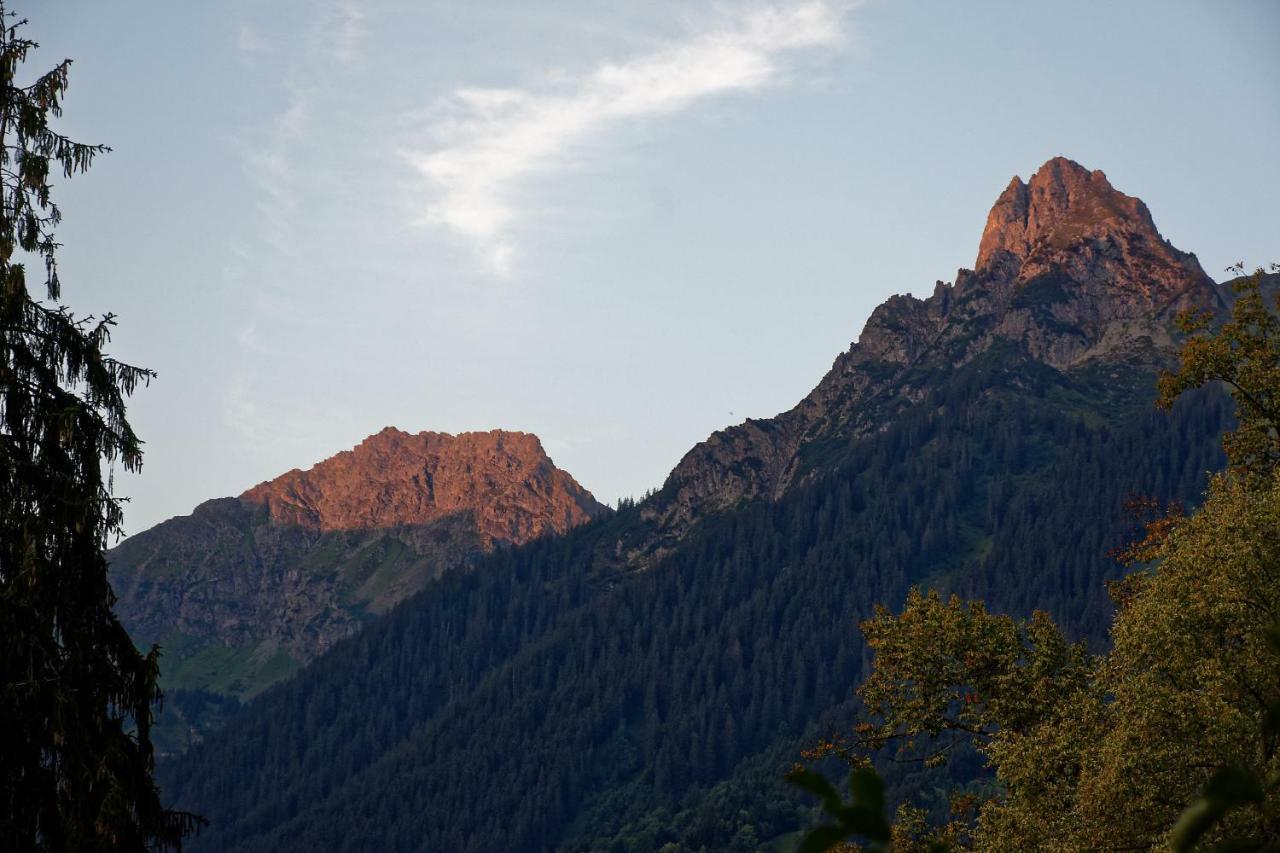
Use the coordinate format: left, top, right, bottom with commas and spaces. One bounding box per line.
0, 6, 197, 849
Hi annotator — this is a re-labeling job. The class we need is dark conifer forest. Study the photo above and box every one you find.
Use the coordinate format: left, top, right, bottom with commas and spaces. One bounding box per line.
5, 4, 1278, 852
162, 352, 1231, 852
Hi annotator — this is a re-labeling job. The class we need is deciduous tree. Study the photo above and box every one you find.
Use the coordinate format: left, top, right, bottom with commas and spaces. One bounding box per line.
795, 264, 1280, 849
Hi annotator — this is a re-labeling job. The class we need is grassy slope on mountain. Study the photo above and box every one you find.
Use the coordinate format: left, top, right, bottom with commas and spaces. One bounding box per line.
161, 352, 1229, 852
110, 428, 606, 732
111, 505, 491, 752
112, 501, 488, 695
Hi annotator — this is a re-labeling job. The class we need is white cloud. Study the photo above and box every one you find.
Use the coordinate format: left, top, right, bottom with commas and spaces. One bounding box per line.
237, 23, 270, 57
402, 2, 848, 274
325, 1, 367, 67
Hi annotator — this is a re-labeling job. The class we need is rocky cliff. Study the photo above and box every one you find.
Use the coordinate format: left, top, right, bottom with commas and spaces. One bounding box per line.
110, 429, 605, 710
159, 154, 1247, 852
649, 157, 1225, 531
241, 428, 603, 543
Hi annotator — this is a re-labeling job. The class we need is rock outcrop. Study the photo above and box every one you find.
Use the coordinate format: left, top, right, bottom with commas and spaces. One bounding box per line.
110, 429, 605, 705
240, 428, 603, 543
648, 156, 1224, 533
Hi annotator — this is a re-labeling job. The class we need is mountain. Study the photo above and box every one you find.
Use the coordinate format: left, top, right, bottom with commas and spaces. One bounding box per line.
647, 156, 1221, 536
160, 158, 1236, 851
109, 428, 604, 744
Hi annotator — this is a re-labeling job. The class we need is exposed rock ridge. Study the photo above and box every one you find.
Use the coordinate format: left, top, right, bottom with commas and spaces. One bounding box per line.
646, 156, 1223, 534
110, 427, 606, 708
976, 157, 1213, 297
241, 427, 605, 544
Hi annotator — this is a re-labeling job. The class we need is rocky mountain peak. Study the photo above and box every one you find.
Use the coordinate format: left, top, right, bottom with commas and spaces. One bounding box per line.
974, 156, 1212, 302
110, 427, 607, 710
645, 156, 1224, 543
240, 427, 605, 544
977, 157, 1151, 268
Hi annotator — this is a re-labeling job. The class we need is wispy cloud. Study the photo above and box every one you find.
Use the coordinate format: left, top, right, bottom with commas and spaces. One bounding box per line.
402, 2, 848, 274
236, 23, 270, 58
324, 1, 368, 67
224, 1, 371, 451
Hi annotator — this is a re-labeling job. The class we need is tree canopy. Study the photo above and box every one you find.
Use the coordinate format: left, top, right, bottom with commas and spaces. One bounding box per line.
0, 6, 196, 849
800, 266, 1280, 850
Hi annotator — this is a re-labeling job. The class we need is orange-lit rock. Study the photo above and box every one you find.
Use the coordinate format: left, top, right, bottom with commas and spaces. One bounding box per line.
241, 428, 603, 544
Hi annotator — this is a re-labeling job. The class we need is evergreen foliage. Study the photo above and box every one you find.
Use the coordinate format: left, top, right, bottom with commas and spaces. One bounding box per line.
785, 766, 896, 853
0, 7, 196, 849
835, 470, 1280, 850
161, 346, 1229, 852
796, 265, 1280, 850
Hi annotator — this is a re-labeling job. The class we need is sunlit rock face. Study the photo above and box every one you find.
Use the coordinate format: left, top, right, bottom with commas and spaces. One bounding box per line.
647, 156, 1224, 536
240, 427, 604, 543
109, 428, 605, 702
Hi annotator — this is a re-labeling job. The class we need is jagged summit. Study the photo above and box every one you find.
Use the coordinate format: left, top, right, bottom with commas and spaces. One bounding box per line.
977, 157, 1153, 268
241, 427, 605, 543
975, 156, 1212, 298
646, 156, 1225, 538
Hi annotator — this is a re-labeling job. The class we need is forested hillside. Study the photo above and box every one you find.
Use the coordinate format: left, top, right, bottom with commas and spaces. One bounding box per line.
162, 358, 1229, 851
108, 429, 604, 750
798, 266, 1280, 851
4, 2, 1271, 849
158, 158, 1241, 850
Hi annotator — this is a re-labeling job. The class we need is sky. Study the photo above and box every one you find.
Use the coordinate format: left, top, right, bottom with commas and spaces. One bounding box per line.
24, 0, 1280, 537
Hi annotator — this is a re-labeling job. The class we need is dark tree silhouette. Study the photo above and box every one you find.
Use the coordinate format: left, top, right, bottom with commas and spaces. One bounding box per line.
0, 5, 198, 850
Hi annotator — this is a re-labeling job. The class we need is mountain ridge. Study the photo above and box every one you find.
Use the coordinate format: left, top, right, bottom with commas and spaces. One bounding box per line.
239, 427, 604, 539
159, 155, 1242, 851
109, 426, 605, 718
646, 156, 1222, 535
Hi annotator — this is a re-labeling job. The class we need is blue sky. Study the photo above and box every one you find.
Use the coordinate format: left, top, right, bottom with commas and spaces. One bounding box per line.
27, 0, 1280, 536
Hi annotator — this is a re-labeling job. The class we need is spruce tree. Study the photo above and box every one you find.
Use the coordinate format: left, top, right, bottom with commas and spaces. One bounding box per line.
0, 5, 197, 850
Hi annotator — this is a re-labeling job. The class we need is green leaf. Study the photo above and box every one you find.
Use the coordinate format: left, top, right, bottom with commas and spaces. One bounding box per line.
849, 766, 886, 813
795, 823, 847, 853
835, 803, 892, 843
1262, 704, 1280, 738
1263, 622, 1280, 656
1172, 767, 1265, 853
1171, 799, 1221, 853
787, 769, 843, 814
1204, 766, 1264, 806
